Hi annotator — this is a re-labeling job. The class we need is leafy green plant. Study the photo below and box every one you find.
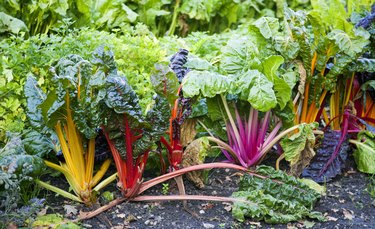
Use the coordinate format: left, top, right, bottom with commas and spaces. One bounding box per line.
102, 74, 169, 198
162, 183, 170, 195
180, 33, 298, 168
0, 133, 45, 227
231, 165, 324, 223
25, 47, 117, 204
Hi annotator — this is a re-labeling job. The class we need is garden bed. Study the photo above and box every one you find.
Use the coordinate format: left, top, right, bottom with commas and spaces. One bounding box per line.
39, 157, 375, 228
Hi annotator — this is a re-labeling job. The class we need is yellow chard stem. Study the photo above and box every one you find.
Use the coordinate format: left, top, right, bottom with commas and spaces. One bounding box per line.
65, 93, 85, 187
344, 73, 355, 106
35, 179, 82, 203
91, 159, 112, 188
93, 172, 118, 192
44, 160, 81, 196
55, 123, 78, 180
85, 138, 96, 184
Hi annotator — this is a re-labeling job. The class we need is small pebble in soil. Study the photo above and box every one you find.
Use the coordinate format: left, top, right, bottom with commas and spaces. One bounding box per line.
203, 222, 215, 229
199, 210, 205, 214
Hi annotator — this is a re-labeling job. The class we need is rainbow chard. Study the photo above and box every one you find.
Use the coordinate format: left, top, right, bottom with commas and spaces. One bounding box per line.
151, 49, 192, 170
102, 70, 169, 198
25, 46, 117, 204
178, 30, 305, 168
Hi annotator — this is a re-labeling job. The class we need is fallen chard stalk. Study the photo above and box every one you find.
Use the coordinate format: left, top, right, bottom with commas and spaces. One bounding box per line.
77, 162, 263, 221
77, 163, 324, 223
25, 47, 118, 204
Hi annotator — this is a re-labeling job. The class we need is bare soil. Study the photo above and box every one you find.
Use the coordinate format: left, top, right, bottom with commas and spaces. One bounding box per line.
39, 156, 375, 229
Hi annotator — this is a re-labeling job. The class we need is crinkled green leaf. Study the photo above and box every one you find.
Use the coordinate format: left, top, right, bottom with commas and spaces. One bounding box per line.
104, 76, 169, 158
327, 29, 369, 57
231, 165, 324, 223
252, 17, 280, 39
274, 36, 300, 60
353, 131, 375, 174
220, 36, 259, 74
23, 130, 58, 158
0, 134, 45, 178
282, 123, 318, 164
349, 58, 375, 72
182, 70, 232, 98
105, 76, 143, 120
185, 56, 213, 71
234, 70, 277, 112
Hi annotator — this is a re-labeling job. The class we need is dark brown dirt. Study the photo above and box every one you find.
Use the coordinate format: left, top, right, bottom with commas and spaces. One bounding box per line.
39, 157, 375, 229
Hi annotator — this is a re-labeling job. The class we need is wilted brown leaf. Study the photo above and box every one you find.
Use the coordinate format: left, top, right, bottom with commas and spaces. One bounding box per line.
343, 209, 354, 220
180, 119, 197, 147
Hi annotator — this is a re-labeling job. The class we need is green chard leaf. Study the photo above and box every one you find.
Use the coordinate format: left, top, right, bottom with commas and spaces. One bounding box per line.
234, 70, 277, 112
220, 36, 259, 74
231, 165, 324, 223
151, 64, 179, 105
0, 12, 28, 34
0, 134, 45, 178
105, 75, 143, 120
252, 16, 280, 39
182, 70, 232, 98
352, 131, 375, 174
349, 58, 375, 72
24, 75, 46, 130
22, 130, 58, 158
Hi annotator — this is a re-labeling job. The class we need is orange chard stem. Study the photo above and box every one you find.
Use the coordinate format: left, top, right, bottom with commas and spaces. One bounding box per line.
306, 89, 328, 123
300, 81, 310, 123
300, 52, 318, 123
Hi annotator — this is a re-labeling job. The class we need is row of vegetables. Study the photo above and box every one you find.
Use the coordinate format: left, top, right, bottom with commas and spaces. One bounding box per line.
0, 0, 374, 227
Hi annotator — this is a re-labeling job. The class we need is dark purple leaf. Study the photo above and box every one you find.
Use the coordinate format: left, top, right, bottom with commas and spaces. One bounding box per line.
301, 129, 351, 183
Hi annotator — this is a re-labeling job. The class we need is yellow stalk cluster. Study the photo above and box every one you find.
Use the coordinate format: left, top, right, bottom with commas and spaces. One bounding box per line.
36, 95, 115, 204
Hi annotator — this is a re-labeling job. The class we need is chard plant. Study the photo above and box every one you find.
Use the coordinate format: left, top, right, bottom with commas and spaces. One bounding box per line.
180, 32, 304, 168
151, 49, 192, 171
280, 3, 370, 125
101, 75, 169, 198
25, 47, 117, 204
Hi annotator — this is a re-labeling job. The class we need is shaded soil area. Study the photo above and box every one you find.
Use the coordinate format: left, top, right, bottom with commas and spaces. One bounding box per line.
39, 157, 375, 229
